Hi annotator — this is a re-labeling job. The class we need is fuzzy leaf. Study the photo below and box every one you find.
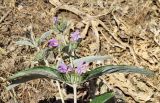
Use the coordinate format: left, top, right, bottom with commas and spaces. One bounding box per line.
39, 30, 53, 43
16, 40, 35, 47
90, 92, 114, 103
73, 56, 111, 67
60, 73, 83, 84
35, 48, 48, 61
7, 66, 63, 90
57, 20, 67, 32
83, 65, 154, 82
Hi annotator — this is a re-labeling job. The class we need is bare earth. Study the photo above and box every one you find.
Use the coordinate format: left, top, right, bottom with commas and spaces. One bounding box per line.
0, 0, 160, 103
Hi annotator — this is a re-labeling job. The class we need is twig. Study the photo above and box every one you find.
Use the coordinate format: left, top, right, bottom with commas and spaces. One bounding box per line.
98, 20, 138, 64
49, 0, 112, 20
81, 22, 90, 38
10, 89, 18, 103
56, 81, 65, 103
0, 9, 12, 23
49, 0, 87, 19
99, 76, 113, 91
91, 20, 100, 52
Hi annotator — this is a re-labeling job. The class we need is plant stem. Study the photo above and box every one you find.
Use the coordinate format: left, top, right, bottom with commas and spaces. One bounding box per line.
73, 84, 77, 103
61, 33, 67, 45
70, 57, 73, 67
69, 45, 77, 103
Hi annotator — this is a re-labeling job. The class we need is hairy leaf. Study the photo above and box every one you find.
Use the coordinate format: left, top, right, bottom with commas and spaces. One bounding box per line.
7, 66, 63, 90
73, 56, 111, 66
35, 48, 48, 61
83, 65, 154, 82
60, 73, 83, 84
57, 20, 67, 32
90, 92, 114, 103
16, 40, 35, 47
39, 30, 53, 43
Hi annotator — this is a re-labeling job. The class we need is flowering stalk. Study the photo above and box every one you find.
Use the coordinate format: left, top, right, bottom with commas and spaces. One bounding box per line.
49, 27, 83, 103
48, 39, 65, 103
70, 30, 85, 103
36, 38, 64, 103
70, 57, 74, 68
61, 33, 67, 45
69, 29, 80, 70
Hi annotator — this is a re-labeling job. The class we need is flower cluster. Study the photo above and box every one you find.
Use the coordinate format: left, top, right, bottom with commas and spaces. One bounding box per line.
71, 30, 81, 41
48, 17, 81, 47
58, 61, 87, 75
48, 17, 84, 75
48, 29, 81, 47
48, 38, 59, 47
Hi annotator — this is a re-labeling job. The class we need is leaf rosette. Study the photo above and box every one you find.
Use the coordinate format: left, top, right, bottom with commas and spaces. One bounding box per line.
7, 56, 154, 90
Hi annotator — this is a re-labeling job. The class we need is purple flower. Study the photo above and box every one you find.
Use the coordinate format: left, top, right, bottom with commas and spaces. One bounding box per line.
76, 62, 87, 75
57, 61, 88, 74
48, 38, 58, 47
58, 62, 68, 73
53, 17, 58, 24
66, 65, 72, 72
71, 30, 81, 41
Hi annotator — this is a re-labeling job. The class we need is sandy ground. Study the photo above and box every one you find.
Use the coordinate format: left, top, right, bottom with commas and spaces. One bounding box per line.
0, 0, 160, 103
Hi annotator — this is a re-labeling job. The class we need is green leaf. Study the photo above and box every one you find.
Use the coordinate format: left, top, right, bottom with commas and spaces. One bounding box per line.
16, 40, 35, 47
60, 73, 83, 84
83, 65, 154, 82
7, 66, 84, 90
57, 20, 67, 32
73, 56, 111, 67
62, 45, 70, 54
61, 44, 76, 55
7, 66, 63, 90
39, 30, 53, 43
69, 43, 78, 51
53, 26, 60, 34
34, 48, 48, 61
90, 92, 114, 103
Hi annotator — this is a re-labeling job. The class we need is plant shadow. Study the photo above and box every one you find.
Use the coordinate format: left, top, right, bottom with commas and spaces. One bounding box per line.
38, 78, 123, 103
38, 97, 117, 103
38, 98, 87, 103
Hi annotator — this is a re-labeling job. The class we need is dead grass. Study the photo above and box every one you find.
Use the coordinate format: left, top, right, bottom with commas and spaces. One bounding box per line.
0, 0, 160, 103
